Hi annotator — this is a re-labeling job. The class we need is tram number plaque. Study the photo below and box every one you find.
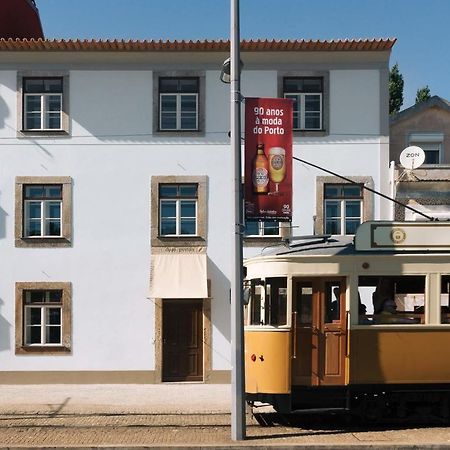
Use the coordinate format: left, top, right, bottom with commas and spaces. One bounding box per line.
390, 228, 407, 244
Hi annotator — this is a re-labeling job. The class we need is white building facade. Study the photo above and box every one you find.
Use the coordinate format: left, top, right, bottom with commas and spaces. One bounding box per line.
0, 39, 394, 383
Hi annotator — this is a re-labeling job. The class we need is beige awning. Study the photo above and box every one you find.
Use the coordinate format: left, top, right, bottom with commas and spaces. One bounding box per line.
150, 252, 208, 299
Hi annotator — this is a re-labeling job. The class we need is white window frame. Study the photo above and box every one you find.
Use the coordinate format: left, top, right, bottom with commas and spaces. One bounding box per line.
24, 291, 62, 347
23, 185, 63, 238
159, 196, 198, 237
159, 92, 198, 131
24, 92, 63, 131
284, 92, 322, 130
410, 142, 442, 165
324, 198, 362, 235
408, 133, 444, 165
245, 219, 281, 237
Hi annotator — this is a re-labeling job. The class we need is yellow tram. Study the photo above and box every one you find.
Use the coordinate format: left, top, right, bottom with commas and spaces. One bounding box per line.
244, 221, 450, 421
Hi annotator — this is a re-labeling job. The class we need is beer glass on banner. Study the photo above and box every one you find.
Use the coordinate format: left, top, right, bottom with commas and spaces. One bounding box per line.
268, 147, 286, 194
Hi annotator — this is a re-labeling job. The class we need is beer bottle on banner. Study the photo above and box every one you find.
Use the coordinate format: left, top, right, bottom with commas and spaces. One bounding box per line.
252, 144, 269, 194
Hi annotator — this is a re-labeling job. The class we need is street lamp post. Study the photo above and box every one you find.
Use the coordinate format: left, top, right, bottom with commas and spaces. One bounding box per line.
229, 0, 246, 441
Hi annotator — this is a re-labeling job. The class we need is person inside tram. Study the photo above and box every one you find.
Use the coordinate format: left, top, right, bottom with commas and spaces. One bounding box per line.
357, 292, 371, 324
373, 278, 395, 314
358, 293, 367, 315
372, 278, 419, 323
372, 278, 398, 323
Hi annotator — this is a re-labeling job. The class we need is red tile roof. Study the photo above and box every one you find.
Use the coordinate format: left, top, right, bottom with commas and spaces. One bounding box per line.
0, 38, 396, 52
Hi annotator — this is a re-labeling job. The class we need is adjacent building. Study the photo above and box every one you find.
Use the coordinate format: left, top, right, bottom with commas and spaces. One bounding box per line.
0, 38, 394, 383
390, 96, 450, 220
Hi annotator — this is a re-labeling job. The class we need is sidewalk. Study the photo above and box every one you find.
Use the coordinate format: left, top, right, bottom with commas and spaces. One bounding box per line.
0, 384, 450, 448
0, 383, 231, 414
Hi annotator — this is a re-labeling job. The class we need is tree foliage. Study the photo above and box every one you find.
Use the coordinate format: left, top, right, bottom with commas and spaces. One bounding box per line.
415, 85, 431, 104
389, 63, 404, 115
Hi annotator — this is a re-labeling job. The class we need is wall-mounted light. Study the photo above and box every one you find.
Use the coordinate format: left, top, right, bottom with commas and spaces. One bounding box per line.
220, 57, 244, 84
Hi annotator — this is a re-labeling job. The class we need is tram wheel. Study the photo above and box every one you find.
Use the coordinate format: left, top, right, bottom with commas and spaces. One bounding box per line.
359, 396, 387, 424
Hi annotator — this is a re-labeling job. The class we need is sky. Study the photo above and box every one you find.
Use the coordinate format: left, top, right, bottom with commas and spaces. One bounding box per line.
36, 0, 450, 109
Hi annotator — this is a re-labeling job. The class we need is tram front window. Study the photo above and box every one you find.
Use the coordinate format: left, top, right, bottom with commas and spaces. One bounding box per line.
248, 277, 288, 326
358, 275, 425, 325
249, 280, 262, 325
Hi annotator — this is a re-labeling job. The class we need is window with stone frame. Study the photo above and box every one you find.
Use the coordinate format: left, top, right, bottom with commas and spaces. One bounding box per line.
324, 184, 363, 235
15, 282, 72, 354
15, 176, 72, 248
159, 183, 198, 236
17, 71, 69, 136
315, 176, 373, 236
151, 175, 207, 248
23, 77, 63, 131
283, 77, 323, 131
23, 184, 62, 238
159, 78, 199, 131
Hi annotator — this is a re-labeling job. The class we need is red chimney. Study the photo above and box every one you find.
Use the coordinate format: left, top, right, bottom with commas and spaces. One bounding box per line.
0, 0, 44, 39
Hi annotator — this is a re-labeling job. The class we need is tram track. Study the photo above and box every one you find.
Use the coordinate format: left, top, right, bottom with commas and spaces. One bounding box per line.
0, 411, 238, 428
0, 410, 448, 429
0, 411, 449, 447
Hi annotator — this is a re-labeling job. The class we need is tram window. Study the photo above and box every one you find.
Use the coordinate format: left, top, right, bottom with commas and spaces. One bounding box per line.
265, 278, 288, 326
249, 280, 262, 326
295, 284, 312, 324
248, 277, 288, 326
278, 287, 287, 325
440, 276, 450, 324
325, 282, 341, 323
358, 276, 425, 325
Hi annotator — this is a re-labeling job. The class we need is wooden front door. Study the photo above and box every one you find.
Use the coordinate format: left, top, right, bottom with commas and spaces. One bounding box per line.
162, 299, 203, 382
292, 278, 347, 386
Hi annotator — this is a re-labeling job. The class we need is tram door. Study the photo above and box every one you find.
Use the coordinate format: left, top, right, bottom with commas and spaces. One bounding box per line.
292, 278, 347, 386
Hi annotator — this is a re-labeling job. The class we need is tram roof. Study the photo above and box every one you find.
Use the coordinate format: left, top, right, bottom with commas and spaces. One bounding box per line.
252, 220, 450, 259
258, 235, 356, 257
249, 236, 450, 262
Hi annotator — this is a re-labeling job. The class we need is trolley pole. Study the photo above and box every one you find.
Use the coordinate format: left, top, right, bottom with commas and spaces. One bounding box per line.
230, 0, 246, 441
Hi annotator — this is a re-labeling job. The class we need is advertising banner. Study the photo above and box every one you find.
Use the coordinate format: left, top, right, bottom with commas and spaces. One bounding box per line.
244, 97, 293, 219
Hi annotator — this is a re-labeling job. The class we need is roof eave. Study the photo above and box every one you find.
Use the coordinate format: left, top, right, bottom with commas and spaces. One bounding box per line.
0, 38, 397, 52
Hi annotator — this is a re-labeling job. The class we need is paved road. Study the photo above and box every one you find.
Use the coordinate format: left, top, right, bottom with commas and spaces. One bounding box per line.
1, 411, 450, 448
0, 384, 450, 447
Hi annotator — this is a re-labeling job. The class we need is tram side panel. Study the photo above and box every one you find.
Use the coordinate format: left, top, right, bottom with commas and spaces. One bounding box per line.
350, 329, 450, 384
245, 329, 291, 394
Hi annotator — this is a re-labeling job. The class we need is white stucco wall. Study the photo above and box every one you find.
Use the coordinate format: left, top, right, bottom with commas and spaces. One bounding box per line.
0, 55, 389, 373
0, 70, 17, 138
330, 70, 380, 136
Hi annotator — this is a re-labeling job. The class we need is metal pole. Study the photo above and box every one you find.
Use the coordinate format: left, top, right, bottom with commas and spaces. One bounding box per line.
230, 0, 246, 441
389, 161, 396, 221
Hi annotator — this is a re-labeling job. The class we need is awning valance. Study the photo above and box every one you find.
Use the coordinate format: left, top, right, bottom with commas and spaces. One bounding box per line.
150, 252, 208, 299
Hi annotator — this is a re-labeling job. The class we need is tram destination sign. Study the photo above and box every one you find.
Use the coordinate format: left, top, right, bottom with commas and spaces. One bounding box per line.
355, 221, 450, 251
244, 97, 293, 220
